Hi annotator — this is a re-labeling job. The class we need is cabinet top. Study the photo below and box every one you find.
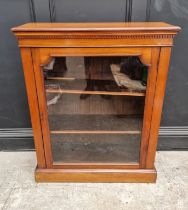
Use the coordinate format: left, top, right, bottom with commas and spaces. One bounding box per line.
12, 22, 180, 32
12, 22, 181, 48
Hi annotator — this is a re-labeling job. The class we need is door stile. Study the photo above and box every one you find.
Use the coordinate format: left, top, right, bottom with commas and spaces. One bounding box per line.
139, 47, 160, 168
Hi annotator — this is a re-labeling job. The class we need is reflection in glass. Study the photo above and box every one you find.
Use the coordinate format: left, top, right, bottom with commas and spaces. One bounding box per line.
43, 56, 148, 164
51, 134, 140, 163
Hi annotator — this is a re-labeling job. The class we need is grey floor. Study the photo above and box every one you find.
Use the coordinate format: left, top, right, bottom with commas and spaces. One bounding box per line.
0, 151, 188, 210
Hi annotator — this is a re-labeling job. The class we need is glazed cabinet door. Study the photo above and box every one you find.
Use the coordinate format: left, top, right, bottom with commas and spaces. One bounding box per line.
31, 47, 160, 169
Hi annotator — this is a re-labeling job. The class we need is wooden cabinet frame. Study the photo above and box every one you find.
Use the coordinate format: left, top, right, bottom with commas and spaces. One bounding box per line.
12, 22, 180, 182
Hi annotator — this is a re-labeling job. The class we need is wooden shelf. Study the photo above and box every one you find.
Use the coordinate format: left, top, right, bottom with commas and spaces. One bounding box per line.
47, 77, 76, 81
51, 130, 141, 134
46, 89, 145, 96
45, 78, 146, 96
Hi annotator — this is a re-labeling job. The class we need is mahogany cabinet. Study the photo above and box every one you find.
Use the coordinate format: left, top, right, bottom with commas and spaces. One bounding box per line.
12, 22, 180, 182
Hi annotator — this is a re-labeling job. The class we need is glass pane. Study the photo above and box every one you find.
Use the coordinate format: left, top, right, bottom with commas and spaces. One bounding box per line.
51, 134, 140, 163
43, 56, 148, 164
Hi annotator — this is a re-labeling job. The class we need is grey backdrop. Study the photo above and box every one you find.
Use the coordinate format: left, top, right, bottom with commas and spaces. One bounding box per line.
0, 0, 187, 150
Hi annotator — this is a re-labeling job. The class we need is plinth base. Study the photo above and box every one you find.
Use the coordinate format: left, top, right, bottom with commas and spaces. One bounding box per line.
35, 167, 157, 183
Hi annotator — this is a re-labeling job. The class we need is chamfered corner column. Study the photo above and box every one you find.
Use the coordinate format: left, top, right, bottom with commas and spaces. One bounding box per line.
146, 47, 172, 169
20, 47, 46, 168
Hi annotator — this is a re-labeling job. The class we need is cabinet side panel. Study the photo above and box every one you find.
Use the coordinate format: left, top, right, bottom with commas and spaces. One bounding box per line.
146, 47, 172, 168
20, 48, 46, 168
